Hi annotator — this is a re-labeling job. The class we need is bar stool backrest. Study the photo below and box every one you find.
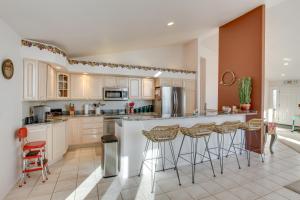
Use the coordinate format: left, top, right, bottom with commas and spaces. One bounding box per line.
192, 122, 216, 129
180, 126, 213, 137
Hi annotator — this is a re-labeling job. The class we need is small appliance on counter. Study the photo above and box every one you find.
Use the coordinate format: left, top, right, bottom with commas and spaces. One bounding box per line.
69, 104, 75, 116
32, 105, 51, 123
84, 104, 89, 115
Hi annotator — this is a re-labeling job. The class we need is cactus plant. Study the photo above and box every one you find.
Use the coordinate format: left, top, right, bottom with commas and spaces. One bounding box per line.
239, 77, 252, 105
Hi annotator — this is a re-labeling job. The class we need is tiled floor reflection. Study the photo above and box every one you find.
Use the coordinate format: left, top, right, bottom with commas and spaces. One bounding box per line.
4, 134, 300, 200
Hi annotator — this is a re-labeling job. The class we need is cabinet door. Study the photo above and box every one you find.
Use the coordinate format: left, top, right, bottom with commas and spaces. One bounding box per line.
67, 118, 80, 145
23, 59, 38, 100
172, 79, 183, 87
183, 79, 196, 114
103, 76, 117, 88
156, 78, 172, 87
70, 74, 85, 99
57, 73, 70, 99
80, 117, 103, 144
142, 78, 155, 99
26, 124, 53, 162
47, 66, 56, 100
38, 62, 47, 100
85, 75, 103, 99
129, 78, 141, 99
52, 122, 66, 161
116, 77, 129, 88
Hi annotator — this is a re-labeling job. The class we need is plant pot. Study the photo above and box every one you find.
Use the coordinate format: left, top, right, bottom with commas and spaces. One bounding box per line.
240, 104, 251, 111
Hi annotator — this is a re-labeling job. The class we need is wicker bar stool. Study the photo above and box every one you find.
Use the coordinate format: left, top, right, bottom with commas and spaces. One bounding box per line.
214, 121, 241, 174
176, 123, 216, 183
225, 118, 264, 166
138, 125, 181, 193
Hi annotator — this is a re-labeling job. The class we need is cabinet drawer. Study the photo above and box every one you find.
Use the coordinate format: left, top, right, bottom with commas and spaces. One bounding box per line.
81, 128, 102, 135
81, 122, 103, 129
80, 135, 100, 144
81, 117, 103, 124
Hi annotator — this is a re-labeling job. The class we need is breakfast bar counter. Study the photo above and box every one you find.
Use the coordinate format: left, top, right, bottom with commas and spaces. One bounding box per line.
115, 111, 257, 177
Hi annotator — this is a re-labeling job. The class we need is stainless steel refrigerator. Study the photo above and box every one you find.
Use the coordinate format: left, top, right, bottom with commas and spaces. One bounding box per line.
154, 86, 186, 117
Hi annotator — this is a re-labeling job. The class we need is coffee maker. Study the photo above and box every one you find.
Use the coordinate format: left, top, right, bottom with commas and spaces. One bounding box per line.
32, 105, 51, 123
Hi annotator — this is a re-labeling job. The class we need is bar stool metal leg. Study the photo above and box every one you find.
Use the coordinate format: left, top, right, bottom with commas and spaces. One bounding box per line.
219, 134, 224, 174
204, 136, 216, 177
201, 134, 211, 163
169, 141, 181, 186
176, 135, 186, 166
151, 142, 159, 193
231, 131, 241, 169
192, 138, 198, 184
138, 139, 150, 176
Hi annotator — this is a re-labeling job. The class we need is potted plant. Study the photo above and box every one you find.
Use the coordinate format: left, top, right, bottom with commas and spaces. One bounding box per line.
238, 77, 252, 111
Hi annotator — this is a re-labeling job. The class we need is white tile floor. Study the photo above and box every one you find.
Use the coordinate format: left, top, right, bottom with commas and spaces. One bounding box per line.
4, 135, 300, 200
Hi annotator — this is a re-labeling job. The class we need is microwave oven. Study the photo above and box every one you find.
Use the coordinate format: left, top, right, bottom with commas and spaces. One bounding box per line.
103, 88, 129, 101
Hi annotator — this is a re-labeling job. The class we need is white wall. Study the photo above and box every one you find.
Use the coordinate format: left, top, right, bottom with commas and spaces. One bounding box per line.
198, 32, 219, 110
183, 39, 198, 71
76, 44, 186, 70
0, 19, 22, 199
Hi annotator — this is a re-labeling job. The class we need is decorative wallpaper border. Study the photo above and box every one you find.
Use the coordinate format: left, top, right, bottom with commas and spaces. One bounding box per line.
21, 39, 196, 74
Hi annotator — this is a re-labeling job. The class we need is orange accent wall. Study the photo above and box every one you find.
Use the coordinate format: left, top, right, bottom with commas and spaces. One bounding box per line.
218, 5, 265, 153
218, 5, 265, 114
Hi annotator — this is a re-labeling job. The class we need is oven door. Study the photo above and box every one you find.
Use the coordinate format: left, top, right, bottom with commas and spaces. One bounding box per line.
104, 88, 128, 101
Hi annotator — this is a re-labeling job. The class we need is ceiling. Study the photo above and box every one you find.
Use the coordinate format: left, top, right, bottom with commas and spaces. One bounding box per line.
266, 0, 300, 80
0, 0, 266, 57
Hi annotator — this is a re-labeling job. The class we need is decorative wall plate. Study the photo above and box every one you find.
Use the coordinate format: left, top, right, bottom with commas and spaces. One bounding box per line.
2, 59, 14, 79
219, 70, 236, 86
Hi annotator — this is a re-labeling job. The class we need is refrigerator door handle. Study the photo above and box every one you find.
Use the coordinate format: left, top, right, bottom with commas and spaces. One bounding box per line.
174, 90, 178, 116
173, 90, 176, 115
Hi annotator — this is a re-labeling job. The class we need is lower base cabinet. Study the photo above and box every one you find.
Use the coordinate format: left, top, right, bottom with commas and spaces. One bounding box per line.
26, 121, 67, 165
52, 122, 67, 161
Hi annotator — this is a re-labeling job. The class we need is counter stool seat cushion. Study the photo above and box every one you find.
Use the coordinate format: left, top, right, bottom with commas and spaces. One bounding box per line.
180, 127, 212, 138
23, 141, 46, 150
143, 128, 179, 142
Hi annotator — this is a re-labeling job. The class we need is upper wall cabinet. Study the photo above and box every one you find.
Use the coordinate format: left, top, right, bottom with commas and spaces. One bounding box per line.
57, 73, 70, 99
103, 76, 117, 88
24, 59, 48, 101
116, 77, 129, 88
129, 78, 141, 99
47, 65, 56, 100
23, 59, 38, 100
38, 62, 48, 100
142, 78, 155, 99
70, 74, 85, 99
85, 75, 103, 99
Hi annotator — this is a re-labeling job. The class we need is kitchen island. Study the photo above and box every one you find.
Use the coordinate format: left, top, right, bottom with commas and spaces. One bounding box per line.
115, 111, 258, 178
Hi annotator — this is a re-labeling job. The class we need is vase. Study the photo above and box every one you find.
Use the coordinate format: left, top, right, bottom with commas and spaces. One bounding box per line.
240, 104, 251, 111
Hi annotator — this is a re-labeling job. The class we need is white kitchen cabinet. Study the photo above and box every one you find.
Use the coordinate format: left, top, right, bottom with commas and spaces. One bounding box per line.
57, 73, 70, 99
67, 118, 80, 145
52, 122, 67, 161
142, 78, 155, 99
38, 62, 48, 100
70, 74, 85, 99
129, 78, 141, 99
80, 117, 103, 144
47, 65, 56, 100
26, 124, 53, 163
85, 75, 103, 99
116, 77, 129, 88
103, 76, 117, 88
23, 59, 38, 100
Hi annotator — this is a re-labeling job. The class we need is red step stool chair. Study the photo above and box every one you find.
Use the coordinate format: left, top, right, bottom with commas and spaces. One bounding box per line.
17, 127, 50, 187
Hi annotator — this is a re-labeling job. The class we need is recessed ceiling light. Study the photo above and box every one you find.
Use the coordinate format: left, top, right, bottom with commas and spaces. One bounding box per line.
283, 58, 292, 62
167, 21, 174, 26
283, 62, 289, 66
281, 73, 286, 77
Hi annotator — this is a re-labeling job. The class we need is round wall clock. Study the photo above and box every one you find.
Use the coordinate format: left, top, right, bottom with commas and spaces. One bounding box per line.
2, 59, 14, 79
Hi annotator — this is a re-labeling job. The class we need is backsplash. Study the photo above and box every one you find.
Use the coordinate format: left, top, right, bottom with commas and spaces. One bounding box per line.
22, 100, 153, 118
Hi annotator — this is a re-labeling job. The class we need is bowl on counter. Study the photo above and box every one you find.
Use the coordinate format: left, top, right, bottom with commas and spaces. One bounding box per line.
222, 106, 232, 113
